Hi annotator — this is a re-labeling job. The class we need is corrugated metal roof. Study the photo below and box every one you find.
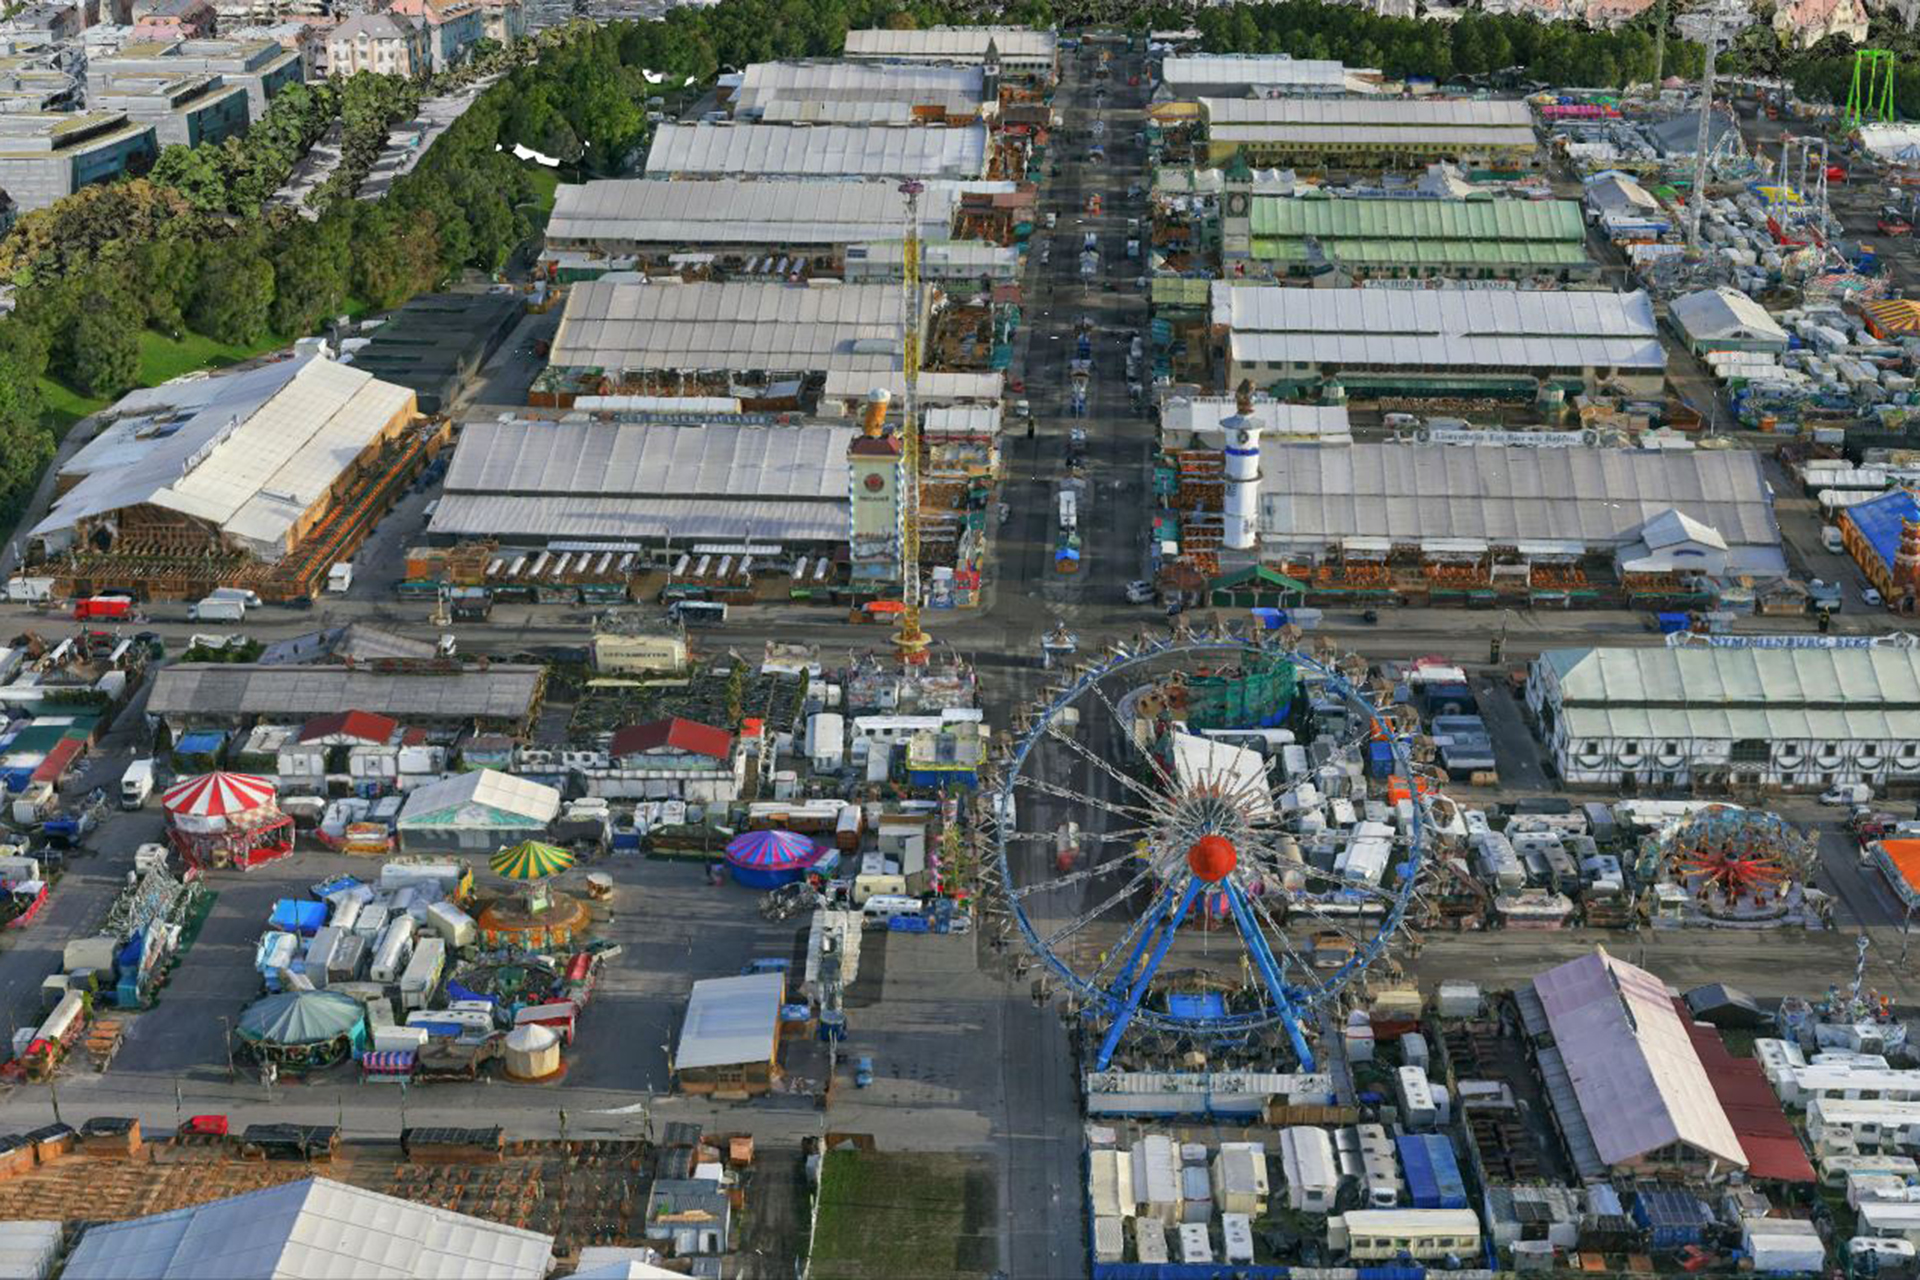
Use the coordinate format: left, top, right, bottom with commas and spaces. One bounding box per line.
842, 26, 1056, 62
1161, 54, 1348, 91
1249, 196, 1583, 241
1532, 948, 1746, 1169
445, 419, 855, 500
1258, 444, 1775, 550
1209, 123, 1536, 151
1544, 645, 1920, 708
1214, 283, 1656, 337
548, 280, 907, 373
645, 122, 987, 179
734, 60, 982, 113
1252, 238, 1591, 268
149, 664, 545, 721
676, 971, 784, 1070
546, 179, 956, 248
1232, 332, 1664, 370
1203, 97, 1532, 126
61, 1176, 553, 1280
823, 368, 1002, 402
32, 356, 412, 556
428, 494, 846, 544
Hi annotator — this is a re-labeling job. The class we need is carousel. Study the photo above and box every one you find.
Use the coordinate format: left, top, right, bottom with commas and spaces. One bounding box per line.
234, 990, 367, 1075
724, 829, 825, 889
1652, 805, 1821, 925
162, 771, 294, 872
473, 840, 592, 950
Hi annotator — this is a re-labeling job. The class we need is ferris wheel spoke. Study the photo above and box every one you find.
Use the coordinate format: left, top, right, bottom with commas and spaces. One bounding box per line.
1011, 772, 1159, 823
1012, 851, 1152, 901
1044, 716, 1175, 811
1045, 859, 1163, 949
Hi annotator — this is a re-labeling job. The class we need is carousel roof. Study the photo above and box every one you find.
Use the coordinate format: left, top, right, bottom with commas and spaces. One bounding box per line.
161, 771, 276, 819
724, 828, 816, 870
490, 840, 576, 881
236, 991, 365, 1046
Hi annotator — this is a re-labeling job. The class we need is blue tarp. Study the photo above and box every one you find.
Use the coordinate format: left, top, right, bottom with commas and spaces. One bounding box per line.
1397, 1134, 1468, 1209
1844, 488, 1919, 579
175, 730, 227, 756
1656, 611, 1693, 634
1165, 992, 1229, 1020
268, 900, 327, 936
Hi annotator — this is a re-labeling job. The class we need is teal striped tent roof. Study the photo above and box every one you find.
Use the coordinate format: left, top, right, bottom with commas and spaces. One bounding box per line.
1249, 197, 1585, 242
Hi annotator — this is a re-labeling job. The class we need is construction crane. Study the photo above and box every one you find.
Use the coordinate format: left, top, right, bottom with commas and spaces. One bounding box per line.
893, 178, 932, 666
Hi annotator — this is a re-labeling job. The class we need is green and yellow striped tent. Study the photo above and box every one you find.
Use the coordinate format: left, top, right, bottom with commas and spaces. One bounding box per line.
490, 840, 576, 881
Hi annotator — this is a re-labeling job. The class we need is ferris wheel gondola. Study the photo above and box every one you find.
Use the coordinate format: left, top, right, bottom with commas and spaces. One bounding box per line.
988, 632, 1429, 1071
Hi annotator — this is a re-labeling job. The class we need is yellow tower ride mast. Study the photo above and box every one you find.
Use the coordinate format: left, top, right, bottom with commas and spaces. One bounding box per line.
894, 178, 931, 665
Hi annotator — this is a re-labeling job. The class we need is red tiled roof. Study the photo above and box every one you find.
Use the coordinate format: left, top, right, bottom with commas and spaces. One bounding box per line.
1679, 1000, 1816, 1183
610, 717, 734, 762
299, 710, 399, 745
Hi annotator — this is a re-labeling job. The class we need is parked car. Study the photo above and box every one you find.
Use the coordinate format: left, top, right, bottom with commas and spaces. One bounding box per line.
1863, 586, 1885, 607
1822, 782, 1873, 806
1124, 580, 1155, 604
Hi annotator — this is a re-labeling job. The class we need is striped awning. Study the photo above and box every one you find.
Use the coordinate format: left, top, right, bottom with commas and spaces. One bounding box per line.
1865, 298, 1920, 335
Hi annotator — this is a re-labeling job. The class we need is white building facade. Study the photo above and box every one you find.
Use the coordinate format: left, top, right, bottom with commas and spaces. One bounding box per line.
1528, 643, 1920, 793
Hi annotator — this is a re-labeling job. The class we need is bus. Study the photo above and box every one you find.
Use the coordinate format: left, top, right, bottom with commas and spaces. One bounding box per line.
669, 600, 729, 627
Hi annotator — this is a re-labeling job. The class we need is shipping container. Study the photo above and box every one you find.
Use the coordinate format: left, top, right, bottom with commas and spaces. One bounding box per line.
1396, 1133, 1468, 1210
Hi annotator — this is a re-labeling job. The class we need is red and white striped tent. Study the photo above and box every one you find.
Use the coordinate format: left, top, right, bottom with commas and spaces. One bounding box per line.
162, 771, 276, 824
163, 771, 294, 872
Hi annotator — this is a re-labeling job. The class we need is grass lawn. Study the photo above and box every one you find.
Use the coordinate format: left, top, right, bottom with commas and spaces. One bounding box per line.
811, 1150, 997, 1280
524, 163, 562, 215
35, 328, 287, 439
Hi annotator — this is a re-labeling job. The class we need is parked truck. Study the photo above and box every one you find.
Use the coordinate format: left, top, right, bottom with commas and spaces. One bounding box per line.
120, 759, 154, 810
188, 596, 245, 622
73, 596, 132, 621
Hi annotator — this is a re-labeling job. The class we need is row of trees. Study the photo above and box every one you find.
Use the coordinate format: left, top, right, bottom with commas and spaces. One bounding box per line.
1194, 0, 1703, 89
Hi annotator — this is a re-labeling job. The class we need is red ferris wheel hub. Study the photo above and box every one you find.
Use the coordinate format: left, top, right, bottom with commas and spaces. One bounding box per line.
1187, 835, 1238, 883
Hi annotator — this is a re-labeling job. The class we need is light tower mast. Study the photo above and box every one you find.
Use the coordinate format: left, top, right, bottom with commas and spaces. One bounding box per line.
894, 178, 932, 666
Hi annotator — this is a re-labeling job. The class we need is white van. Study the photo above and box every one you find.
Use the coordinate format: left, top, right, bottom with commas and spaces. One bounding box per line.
861, 894, 924, 922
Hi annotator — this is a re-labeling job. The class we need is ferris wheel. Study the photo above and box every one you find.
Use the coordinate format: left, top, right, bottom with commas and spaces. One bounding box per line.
988, 630, 1430, 1072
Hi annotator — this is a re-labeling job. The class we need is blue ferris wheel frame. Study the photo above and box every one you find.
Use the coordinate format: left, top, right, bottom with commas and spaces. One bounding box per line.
992, 633, 1428, 1070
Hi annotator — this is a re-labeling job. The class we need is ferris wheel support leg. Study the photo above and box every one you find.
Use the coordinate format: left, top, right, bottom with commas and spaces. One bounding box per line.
1223, 879, 1317, 1072
1095, 876, 1204, 1071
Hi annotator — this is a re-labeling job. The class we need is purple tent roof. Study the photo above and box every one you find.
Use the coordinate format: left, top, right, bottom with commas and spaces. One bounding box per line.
724, 829, 819, 870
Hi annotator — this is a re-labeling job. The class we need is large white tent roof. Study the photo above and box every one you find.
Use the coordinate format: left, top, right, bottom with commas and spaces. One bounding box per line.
549, 280, 907, 375
675, 970, 784, 1071
32, 355, 413, 557
398, 768, 561, 828
645, 122, 987, 179
842, 25, 1056, 63
61, 1177, 554, 1280
1531, 948, 1745, 1169
545, 178, 957, 249
1257, 444, 1778, 561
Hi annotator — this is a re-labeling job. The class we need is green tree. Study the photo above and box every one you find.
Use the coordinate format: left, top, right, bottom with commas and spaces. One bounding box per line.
70, 286, 142, 399
135, 238, 201, 336
190, 246, 276, 345
270, 219, 350, 337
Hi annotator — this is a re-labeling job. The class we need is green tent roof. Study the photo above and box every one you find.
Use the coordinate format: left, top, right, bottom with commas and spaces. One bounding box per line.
1251, 237, 1592, 268
1249, 196, 1585, 243
236, 991, 366, 1046
1210, 564, 1309, 593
